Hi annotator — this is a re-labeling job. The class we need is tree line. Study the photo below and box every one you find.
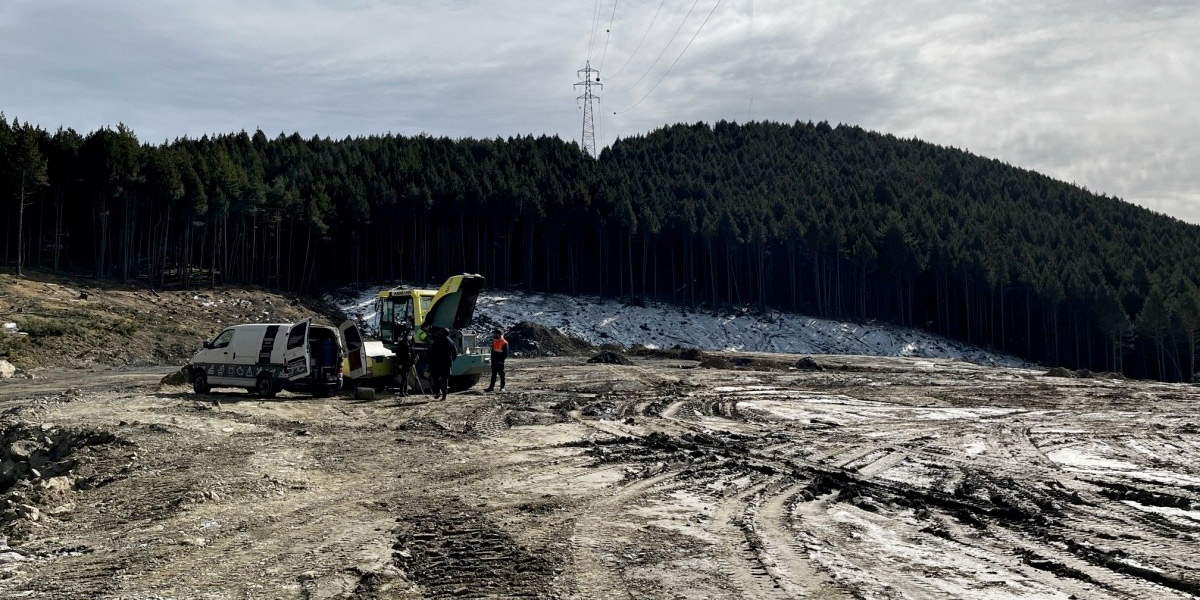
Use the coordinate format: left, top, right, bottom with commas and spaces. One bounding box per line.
2, 114, 1199, 382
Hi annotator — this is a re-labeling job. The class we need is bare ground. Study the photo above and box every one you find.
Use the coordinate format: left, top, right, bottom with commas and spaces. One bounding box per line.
1, 354, 1199, 599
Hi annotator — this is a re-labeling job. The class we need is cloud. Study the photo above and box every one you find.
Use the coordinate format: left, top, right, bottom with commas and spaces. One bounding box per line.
0, 0, 1197, 223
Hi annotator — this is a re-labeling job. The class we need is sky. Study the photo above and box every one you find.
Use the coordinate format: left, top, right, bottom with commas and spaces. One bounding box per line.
2, 0, 1198, 223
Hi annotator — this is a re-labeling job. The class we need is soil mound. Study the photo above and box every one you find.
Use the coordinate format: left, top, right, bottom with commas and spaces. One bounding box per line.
1045, 367, 1076, 378
795, 356, 825, 371
505, 322, 592, 357
587, 351, 632, 365
699, 355, 734, 369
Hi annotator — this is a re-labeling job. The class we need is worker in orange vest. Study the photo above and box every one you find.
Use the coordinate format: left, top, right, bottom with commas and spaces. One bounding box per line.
485, 328, 509, 392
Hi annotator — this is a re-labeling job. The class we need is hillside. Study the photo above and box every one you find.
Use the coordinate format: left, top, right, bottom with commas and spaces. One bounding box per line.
0, 269, 343, 372
336, 285, 1027, 367
3, 116, 1199, 380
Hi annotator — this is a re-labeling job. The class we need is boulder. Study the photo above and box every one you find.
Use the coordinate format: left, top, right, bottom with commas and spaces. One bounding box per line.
0, 360, 15, 379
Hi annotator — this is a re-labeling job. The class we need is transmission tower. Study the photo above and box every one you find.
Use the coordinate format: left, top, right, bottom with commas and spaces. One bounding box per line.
575, 61, 603, 157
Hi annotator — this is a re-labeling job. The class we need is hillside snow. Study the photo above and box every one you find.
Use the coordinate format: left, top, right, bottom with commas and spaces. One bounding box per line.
333, 286, 1028, 368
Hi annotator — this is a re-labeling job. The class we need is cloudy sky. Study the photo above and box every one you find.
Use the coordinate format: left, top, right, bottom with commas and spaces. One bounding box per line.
2, 0, 1198, 223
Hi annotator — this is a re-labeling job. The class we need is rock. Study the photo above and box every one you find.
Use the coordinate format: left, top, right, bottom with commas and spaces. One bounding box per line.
7, 440, 36, 461
14, 504, 40, 522
587, 351, 632, 365
0, 551, 28, 563
159, 367, 188, 386
0, 360, 15, 379
355, 387, 377, 401
45, 502, 75, 516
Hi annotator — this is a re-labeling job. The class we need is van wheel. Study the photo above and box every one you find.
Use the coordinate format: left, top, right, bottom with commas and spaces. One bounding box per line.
256, 373, 278, 399
192, 372, 211, 395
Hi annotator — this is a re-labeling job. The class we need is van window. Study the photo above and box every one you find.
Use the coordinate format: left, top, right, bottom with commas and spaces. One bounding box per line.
343, 324, 363, 349
211, 329, 235, 349
287, 321, 308, 349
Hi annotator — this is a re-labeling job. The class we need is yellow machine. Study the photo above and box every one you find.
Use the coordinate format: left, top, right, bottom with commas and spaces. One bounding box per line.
342, 274, 490, 392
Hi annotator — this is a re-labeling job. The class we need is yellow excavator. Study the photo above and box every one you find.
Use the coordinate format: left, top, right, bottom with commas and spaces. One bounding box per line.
340, 274, 490, 393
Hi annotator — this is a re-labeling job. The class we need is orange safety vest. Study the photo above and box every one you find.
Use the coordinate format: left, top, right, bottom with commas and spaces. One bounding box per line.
492, 337, 508, 353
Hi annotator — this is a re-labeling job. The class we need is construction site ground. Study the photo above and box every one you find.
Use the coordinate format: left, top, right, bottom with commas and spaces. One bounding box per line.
2, 352, 1200, 599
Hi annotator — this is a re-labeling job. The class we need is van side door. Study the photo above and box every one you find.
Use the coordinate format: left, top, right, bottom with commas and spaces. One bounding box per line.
204, 328, 237, 384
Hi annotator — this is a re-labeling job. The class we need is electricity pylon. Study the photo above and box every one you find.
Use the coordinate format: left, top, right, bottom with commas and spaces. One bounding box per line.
575, 61, 602, 158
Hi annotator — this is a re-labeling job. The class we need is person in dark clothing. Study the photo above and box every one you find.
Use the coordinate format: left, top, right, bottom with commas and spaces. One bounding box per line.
484, 328, 508, 392
395, 324, 415, 396
428, 327, 458, 400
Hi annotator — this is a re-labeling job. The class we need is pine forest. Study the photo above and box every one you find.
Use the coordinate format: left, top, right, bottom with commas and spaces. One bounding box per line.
2, 116, 1199, 382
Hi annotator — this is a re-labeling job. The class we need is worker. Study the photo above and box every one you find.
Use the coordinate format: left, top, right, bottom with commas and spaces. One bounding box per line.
395, 324, 415, 396
428, 327, 457, 400
484, 328, 508, 392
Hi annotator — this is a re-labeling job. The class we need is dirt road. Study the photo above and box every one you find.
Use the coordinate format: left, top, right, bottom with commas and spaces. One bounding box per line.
1, 355, 1198, 599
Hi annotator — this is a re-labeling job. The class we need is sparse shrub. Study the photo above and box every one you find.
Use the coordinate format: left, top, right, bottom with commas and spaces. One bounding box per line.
16, 317, 86, 338
106, 320, 138, 336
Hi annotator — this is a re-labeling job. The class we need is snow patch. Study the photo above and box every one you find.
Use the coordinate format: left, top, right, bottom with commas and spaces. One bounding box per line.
332, 284, 1029, 367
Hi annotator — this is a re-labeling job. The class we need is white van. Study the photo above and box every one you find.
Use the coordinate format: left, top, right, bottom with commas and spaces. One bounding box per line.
187, 319, 343, 398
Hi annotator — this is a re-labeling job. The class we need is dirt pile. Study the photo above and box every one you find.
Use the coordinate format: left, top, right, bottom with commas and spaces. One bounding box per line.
587, 351, 632, 365
0, 419, 122, 542
504, 321, 593, 357
699, 355, 735, 369
795, 356, 825, 370
628, 346, 706, 361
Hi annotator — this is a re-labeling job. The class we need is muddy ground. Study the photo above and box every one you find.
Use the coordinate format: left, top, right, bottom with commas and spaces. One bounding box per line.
0, 354, 1198, 599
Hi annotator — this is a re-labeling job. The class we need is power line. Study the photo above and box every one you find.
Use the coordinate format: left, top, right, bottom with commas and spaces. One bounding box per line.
608, 0, 667, 80
614, 0, 703, 94
614, 0, 724, 115
598, 0, 620, 74
588, 0, 603, 60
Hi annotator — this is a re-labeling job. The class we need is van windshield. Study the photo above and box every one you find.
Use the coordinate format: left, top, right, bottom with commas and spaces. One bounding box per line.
211, 329, 234, 349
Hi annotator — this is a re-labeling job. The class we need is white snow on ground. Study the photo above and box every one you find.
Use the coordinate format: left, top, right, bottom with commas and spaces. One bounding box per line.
333, 285, 1028, 367
1047, 444, 1200, 487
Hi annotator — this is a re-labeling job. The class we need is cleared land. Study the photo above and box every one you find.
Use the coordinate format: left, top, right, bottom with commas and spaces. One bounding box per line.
1, 353, 1198, 599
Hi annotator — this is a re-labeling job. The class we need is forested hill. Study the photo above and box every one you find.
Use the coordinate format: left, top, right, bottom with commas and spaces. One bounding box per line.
1, 115, 1198, 381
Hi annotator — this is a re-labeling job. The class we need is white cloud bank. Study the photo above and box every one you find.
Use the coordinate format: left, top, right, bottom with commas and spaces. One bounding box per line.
1, 0, 1197, 222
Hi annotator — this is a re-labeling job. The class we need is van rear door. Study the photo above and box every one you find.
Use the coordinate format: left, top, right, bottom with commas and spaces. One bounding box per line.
339, 320, 368, 379
283, 319, 311, 380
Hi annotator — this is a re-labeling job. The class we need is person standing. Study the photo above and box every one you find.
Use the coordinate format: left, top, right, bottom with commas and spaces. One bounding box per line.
395, 324, 415, 396
485, 328, 508, 392
428, 328, 458, 400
